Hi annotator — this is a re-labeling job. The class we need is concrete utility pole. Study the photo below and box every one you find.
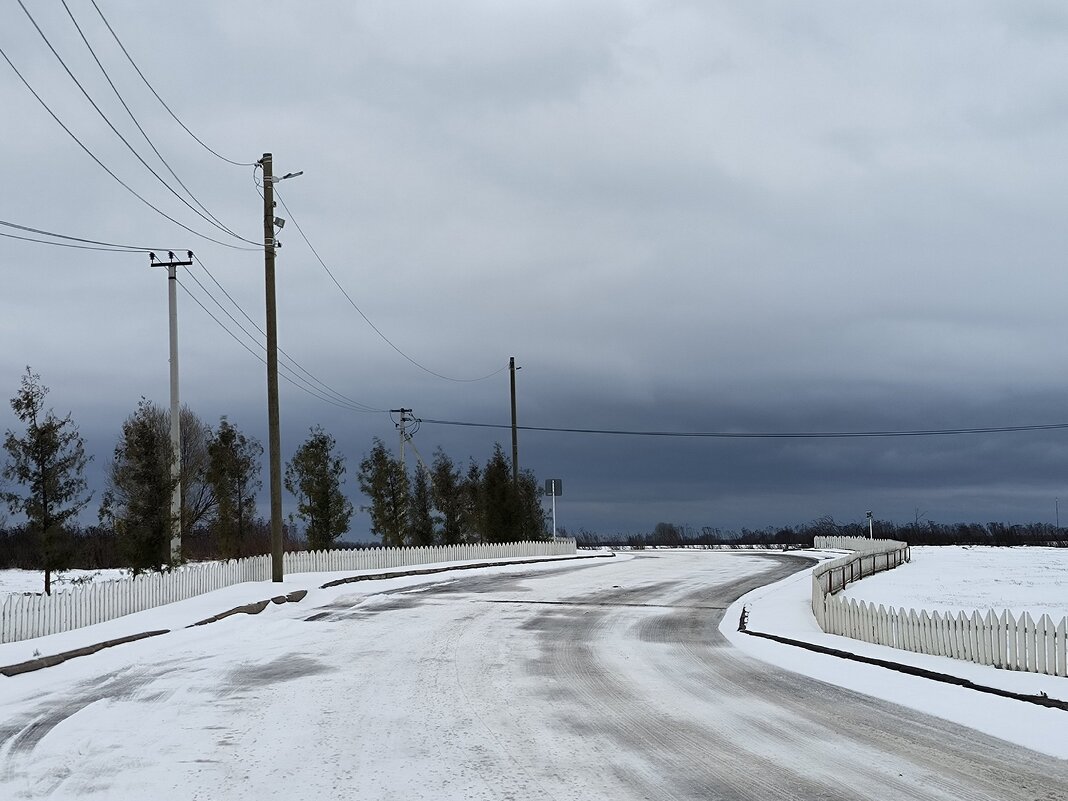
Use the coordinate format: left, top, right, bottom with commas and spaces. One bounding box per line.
392, 408, 413, 466
151, 251, 192, 564
392, 409, 431, 474
509, 357, 519, 486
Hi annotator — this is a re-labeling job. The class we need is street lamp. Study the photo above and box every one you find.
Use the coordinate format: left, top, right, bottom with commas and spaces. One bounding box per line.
866, 510, 873, 539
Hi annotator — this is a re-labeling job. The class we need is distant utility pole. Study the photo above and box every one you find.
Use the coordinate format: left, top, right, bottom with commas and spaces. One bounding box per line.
509, 357, 519, 486
392, 408, 413, 466
392, 408, 431, 473
150, 250, 192, 564
259, 154, 304, 582
866, 510, 874, 539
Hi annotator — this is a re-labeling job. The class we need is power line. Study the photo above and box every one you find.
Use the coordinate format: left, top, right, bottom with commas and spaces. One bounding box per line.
0, 45, 256, 252
0, 218, 171, 251
59, 0, 250, 243
273, 185, 508, 384
176, 277, 387, 414
17, 0, 258, 247
89, 0, 255, 168
189, 255, 386, 412
415, 418, 1068, 439
0, 229, 140, 252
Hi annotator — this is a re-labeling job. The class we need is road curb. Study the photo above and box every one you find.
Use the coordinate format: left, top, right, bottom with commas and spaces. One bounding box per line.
188, 589, 309, 627
739, 626, 1068, 711
0, 630, 170, 677
319, 552, 614, 589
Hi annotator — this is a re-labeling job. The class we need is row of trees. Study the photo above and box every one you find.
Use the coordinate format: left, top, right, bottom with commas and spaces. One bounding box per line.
2, 368, 550, 591
358, 439, 547, 547
1, 369, 271, 584
96, 398, 265, 572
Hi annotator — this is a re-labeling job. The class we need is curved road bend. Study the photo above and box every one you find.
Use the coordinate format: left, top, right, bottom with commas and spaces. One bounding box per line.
0, 551, 1065, 800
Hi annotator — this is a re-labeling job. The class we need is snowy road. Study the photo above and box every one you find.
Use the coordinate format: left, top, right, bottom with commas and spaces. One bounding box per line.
1, 551, 1066, 800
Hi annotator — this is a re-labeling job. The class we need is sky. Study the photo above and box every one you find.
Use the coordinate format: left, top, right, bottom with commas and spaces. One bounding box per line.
3, 1, 1068, 537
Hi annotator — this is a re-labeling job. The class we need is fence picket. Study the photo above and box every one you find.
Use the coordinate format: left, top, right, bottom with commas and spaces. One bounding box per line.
1057, 618, 1067, 678
1037, 614, 1053, 675
811, 537, 1065, 678
1022, 613, 1035, 673
1005, 610, 1018, 670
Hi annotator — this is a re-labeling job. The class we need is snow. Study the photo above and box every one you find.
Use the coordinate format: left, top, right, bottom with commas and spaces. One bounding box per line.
0, 568, 130, 595
1, 547, 1066, 799
720, 548, 1068, 760
839, 545, 1068, 621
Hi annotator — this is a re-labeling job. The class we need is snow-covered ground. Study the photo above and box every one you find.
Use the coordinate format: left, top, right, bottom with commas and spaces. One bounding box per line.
0, 568, 129, 595
839, 546, 1068, 620
722, 548, 1068, 759
1, 547, 1066, 801
3, 551, 1065, 800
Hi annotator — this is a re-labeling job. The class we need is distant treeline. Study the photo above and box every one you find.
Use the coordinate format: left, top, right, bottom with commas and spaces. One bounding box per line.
567, 518, 1068, 549
0, 519, 305, 572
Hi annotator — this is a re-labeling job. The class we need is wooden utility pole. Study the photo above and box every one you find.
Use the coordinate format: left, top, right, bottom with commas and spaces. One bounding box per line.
509, 357, 519, 486
261, 153, 284, 582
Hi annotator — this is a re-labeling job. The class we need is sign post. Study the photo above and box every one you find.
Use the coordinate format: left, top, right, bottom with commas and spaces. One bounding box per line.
545, 479, 563, 539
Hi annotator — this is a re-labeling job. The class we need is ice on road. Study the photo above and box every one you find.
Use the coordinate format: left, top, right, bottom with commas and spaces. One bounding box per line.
1, 552, 1066, 800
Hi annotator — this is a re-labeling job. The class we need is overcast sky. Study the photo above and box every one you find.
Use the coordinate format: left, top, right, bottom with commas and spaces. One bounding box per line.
3, 1, 1068, 537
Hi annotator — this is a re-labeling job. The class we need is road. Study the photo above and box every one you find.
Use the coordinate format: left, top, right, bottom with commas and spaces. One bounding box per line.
1, 551, 1066, 800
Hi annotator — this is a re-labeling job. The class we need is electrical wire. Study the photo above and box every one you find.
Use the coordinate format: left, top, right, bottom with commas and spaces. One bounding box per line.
0, 41, 258, 252
60, 0, 250, 243
0, 229, 141, 252
89, 0, 255, 168
415, 418, 1068, 439
189, 255, 386, 412
17, 0, 259, 246
0, 218, 171, 251
273, 186, 509, 383
176, 277, 388, 414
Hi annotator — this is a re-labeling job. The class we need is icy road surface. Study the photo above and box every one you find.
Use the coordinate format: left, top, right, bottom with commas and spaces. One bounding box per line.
1, 552, 1066, 800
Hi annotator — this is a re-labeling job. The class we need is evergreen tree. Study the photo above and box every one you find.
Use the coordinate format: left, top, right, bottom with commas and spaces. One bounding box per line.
460, 459, 483, 542
430, 448, 464, 545
2, 367, 91, 594
408, 463, 435, 546
100, 398, 176, 573
481, 444, 519, 543
206, 418, 262, 558
516, 469, 549, 540
357, 438, 409, 546
285, 426, 353, 550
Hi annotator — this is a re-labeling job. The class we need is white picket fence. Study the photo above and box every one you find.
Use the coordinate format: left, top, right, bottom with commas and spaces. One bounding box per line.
811, 536, 1068, 678
0, 539, 577, 645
